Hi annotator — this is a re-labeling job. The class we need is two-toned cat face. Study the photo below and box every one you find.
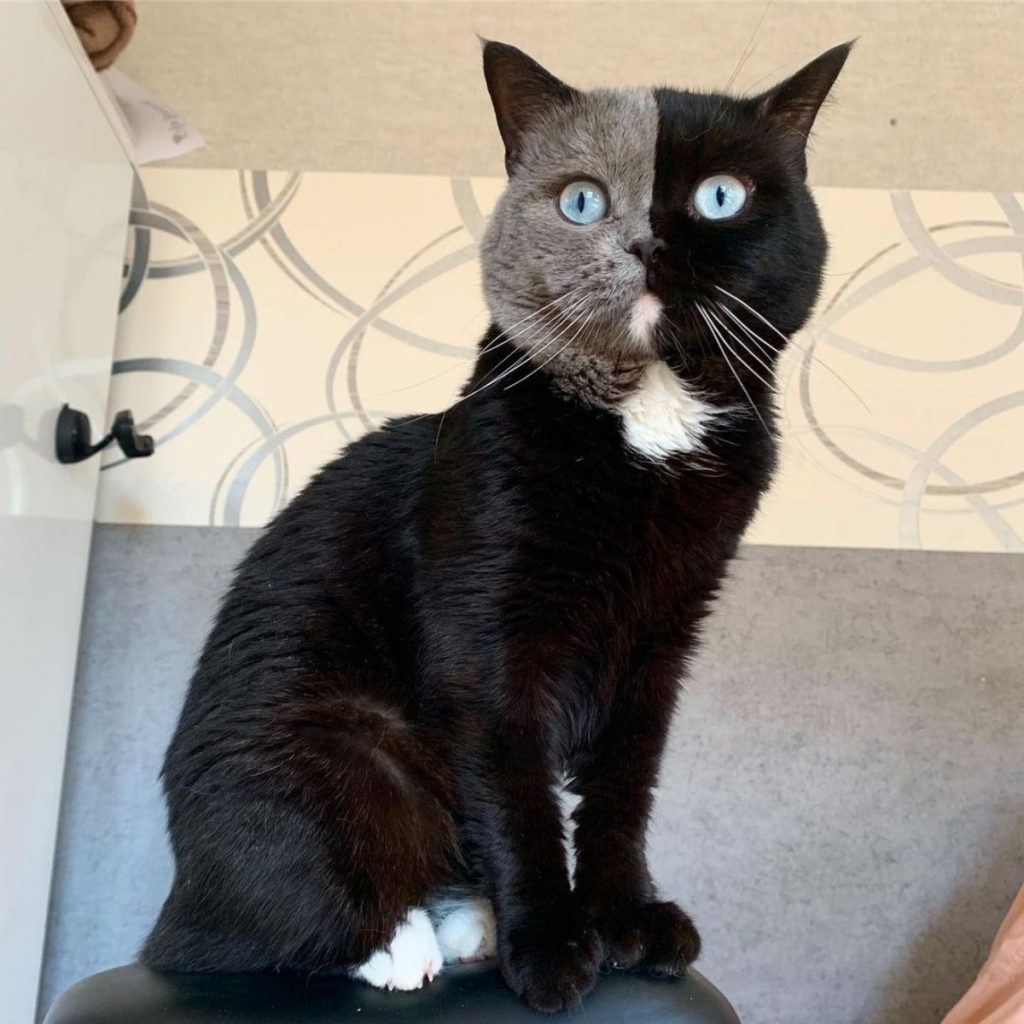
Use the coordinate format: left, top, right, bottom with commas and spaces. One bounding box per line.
480, 41, 852, 376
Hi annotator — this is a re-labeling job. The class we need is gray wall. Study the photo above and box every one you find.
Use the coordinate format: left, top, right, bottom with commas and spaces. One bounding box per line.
42, 526, 1024, 1024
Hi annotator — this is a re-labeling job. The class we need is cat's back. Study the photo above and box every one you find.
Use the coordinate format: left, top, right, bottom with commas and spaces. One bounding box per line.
165, 414, 442, 741
246, 411, 440, 566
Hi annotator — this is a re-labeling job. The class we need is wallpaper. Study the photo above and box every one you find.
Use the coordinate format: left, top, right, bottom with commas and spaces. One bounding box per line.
97, 168, 1024, 553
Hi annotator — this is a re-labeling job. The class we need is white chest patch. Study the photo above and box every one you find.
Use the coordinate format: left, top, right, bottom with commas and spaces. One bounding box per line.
617, 360, 722, 462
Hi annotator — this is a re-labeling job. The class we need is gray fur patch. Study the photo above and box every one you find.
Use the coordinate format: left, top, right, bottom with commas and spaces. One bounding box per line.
544, 350, 645, 409
480, 88, 660, 368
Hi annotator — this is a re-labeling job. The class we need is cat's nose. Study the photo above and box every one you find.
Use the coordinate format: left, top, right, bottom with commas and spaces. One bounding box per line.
626, 237, 665, 268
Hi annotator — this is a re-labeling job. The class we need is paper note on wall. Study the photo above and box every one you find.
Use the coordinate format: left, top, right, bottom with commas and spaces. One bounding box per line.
101, 67, 204, 165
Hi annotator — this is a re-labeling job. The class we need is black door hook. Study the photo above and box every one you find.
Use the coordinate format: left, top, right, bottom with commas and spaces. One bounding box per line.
55, 404, 155, 464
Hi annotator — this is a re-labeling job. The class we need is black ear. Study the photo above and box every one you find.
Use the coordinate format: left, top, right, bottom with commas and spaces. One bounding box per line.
756, 41, 854, 141
482, 41, 575, 174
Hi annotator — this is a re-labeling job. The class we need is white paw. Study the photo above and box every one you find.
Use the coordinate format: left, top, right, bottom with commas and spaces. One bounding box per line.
433, 898, 497, 964
352, 908, 443, 991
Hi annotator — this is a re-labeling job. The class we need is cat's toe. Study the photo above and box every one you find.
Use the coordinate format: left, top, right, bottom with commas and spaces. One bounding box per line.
353, 949, 393, 989
603, 921, 648, 971
501, 920, 603, 1013
599, 900, 700, 976
352, 908, 443, 991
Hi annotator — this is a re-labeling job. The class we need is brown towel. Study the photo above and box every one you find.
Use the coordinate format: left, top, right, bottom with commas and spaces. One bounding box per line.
62, 1, 137, 71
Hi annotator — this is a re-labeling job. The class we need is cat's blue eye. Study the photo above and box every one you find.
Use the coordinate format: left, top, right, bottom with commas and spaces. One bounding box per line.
692, 175, 749, 221
558, 181, 609, 225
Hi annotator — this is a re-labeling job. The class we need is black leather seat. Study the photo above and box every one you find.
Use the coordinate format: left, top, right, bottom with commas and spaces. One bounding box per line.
44, 962, 741, 1023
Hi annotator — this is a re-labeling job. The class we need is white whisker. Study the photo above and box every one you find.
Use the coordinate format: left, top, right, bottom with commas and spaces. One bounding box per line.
428, 294, 593, 455
699, 307, 776, 392
714, 301, 817, 386
705, 306, 777, 378
505, 310, 595, 390
714, 286, 792, 341
458, 298, 590, 403
496, 284, 589, 343
470, 295, 590, 392
724, 0, 771, 92
369, 287, 590, 401
502, 292, 589, 349
713, 294, 871, 413
695, 303, 772, 439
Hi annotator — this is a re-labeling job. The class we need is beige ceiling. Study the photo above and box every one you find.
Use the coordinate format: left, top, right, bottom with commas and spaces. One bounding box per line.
122, 1, 1023, 190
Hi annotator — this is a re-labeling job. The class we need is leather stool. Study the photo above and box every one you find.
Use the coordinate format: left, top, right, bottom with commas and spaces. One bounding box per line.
44, 961, 741, 1023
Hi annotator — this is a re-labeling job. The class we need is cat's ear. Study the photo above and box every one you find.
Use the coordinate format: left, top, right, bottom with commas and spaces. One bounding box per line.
755, 41, 854, 141
482, 41, 575, 174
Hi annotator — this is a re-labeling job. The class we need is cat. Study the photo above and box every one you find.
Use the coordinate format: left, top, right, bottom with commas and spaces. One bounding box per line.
142, 39, 852, 1013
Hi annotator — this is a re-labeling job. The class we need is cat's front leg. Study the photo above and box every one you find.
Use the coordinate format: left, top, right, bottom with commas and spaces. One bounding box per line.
476, 726, 602, 1013
571, 649, 701, 976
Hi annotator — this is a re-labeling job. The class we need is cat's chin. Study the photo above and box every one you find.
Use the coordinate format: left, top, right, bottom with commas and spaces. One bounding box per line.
627, 292, 664, 348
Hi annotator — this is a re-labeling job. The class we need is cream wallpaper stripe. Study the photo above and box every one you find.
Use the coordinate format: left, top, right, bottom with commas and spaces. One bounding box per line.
96, 168, 1024, 553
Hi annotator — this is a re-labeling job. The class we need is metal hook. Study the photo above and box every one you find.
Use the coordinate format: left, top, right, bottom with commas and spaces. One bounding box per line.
55, 404, 155, 464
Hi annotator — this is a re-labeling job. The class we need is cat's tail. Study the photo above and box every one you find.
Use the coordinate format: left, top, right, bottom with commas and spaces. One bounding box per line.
141, 684, 459, 974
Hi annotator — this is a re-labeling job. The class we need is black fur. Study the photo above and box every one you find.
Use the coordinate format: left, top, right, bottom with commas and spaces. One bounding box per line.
144, 41, 851, 1013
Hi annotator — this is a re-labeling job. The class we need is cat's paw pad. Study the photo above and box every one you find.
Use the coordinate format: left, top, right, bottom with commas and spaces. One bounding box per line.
434, 898, 497, 963
599, 900, 700, 975
501, 918, 603, 1013
353, 908, 443, 991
